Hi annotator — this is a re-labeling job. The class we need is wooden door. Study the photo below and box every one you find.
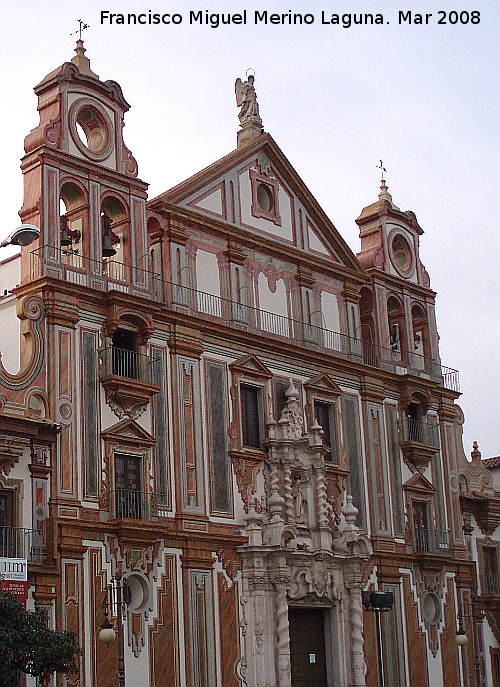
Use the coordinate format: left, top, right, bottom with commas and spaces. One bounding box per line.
289, 608, 328, 687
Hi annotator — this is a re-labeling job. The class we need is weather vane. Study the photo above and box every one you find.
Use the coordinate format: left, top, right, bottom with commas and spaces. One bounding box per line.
376, 159, 387, 181
70, 19, 90, 39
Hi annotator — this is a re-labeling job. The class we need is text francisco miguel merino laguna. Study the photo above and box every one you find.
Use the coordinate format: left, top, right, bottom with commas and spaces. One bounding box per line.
100, 9, 472, 28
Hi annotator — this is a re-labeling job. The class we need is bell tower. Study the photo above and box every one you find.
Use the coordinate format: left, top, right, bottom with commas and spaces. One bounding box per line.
355, 175, 440, 368
19, 40, 148, 280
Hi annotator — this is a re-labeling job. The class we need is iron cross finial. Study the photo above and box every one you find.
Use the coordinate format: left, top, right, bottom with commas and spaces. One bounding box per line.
376, 159, 387, 181
70, 19, 90, 39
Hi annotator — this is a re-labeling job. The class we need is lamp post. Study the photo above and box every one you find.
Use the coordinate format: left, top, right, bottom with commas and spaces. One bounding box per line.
98, 570, 131, 687
455, 596, 486, 687
362, 589, 394, 687
0, 224, 40, 248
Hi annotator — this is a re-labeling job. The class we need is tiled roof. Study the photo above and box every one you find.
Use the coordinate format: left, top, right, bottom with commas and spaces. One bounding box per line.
482, 456, 500, 468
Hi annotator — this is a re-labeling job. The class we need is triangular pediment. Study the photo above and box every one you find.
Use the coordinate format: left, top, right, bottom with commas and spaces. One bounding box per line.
102, 418, 155, 447
149, 134, 364, 276
403, 472, 436, 494
229, 353, 272, 379
304, 373, 342, 397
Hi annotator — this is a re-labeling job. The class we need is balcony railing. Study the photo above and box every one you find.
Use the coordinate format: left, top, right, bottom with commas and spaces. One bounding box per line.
481, 573, 500, 596
400, 418, 440, 448
101, 347, 161, 384
414, 528, 451, 554
110, 489, 169, 520
30, 245, 460, 392
0, 526, 44, 561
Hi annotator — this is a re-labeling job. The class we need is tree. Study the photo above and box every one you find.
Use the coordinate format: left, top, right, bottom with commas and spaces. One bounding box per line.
0, 590, 80, 687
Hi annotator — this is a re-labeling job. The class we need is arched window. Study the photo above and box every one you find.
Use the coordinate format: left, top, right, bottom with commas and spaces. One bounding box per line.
411, 303, 430, 366
101, 195, 128, 263
387, 295, 405, 356
59, 181, 86, 259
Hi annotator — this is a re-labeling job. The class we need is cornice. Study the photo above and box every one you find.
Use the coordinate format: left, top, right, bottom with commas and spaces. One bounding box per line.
150, 201, 368, 287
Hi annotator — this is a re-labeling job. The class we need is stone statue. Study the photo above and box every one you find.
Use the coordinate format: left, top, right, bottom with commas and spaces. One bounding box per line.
235, 75, 261, 126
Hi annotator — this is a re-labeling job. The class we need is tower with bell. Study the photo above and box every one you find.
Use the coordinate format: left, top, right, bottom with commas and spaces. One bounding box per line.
19, 33, 148, 283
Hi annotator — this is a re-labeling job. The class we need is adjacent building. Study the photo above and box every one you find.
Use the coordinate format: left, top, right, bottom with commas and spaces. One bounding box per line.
0, 42, 494, 686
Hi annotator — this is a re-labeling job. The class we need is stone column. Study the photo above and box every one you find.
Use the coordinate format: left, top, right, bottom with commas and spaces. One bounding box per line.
347, 583, 367, 687
274, 577, 292, 687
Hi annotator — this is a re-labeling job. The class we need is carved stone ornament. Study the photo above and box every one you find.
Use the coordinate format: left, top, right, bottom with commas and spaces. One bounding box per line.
289, 556, 342, 602
0, 435, 28, 475
277, 380, 304, 441
217, 548, 242, 581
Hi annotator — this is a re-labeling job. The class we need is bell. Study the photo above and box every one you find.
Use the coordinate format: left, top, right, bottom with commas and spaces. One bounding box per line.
60, 216, 72, 246
102, 232, 117, 257
101, 213, 117, 257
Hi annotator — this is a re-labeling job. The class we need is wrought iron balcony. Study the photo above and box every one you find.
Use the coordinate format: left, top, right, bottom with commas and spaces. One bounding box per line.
30, 245, 460, 392
400, 418, 440, 448
110, 489, 169, 520
413, 528, 451, 554
100, 347, 160, 384
481, 573, 500, 596
0, 526, 44, 561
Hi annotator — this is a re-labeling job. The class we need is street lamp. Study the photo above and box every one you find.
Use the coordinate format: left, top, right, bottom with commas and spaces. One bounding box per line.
362, 589, 394, 687
0, 224, 40, 248
98, 570, 131, 687
455, 621, 468, 646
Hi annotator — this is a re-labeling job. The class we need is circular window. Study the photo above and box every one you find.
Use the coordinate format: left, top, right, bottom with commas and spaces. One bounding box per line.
422, 592, 441, 624
390, 233, 414, 277
125, 574, 149, 612
257, 183, 273, 213
76, 106, 108, 151
69, 100, 113, 160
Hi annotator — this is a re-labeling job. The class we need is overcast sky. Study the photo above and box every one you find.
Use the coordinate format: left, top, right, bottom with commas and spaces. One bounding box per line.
1, 0, 498, 458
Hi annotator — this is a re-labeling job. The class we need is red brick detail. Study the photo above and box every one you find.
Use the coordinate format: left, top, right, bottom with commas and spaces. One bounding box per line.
218, 572, 240, 687
403, 575, 429, 687
149, 557, 181, 687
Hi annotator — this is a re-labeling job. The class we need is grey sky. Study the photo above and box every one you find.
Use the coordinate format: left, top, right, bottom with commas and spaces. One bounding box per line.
1, 0, 498, 457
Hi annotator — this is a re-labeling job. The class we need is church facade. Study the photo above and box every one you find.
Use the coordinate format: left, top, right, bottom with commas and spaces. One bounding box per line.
0, 43, 496, 687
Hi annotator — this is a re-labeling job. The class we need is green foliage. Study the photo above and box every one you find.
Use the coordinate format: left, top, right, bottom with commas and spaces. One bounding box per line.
0, 591, 80, 687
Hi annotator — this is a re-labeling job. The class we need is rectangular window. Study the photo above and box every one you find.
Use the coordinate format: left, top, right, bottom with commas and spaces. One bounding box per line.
241, 383, 262, 448
314, 401, 338, 463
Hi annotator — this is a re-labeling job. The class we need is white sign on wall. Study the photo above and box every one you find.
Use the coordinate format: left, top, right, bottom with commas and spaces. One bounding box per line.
0, 558, 28, 606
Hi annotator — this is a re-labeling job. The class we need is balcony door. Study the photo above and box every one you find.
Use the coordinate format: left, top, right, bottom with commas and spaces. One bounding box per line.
115, 454, 143, 519
112, 329, 138, 379
0, 490, 17, 557
483, 546, 499, 594
413, 500, 431, 552
0, 490, 14, 528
